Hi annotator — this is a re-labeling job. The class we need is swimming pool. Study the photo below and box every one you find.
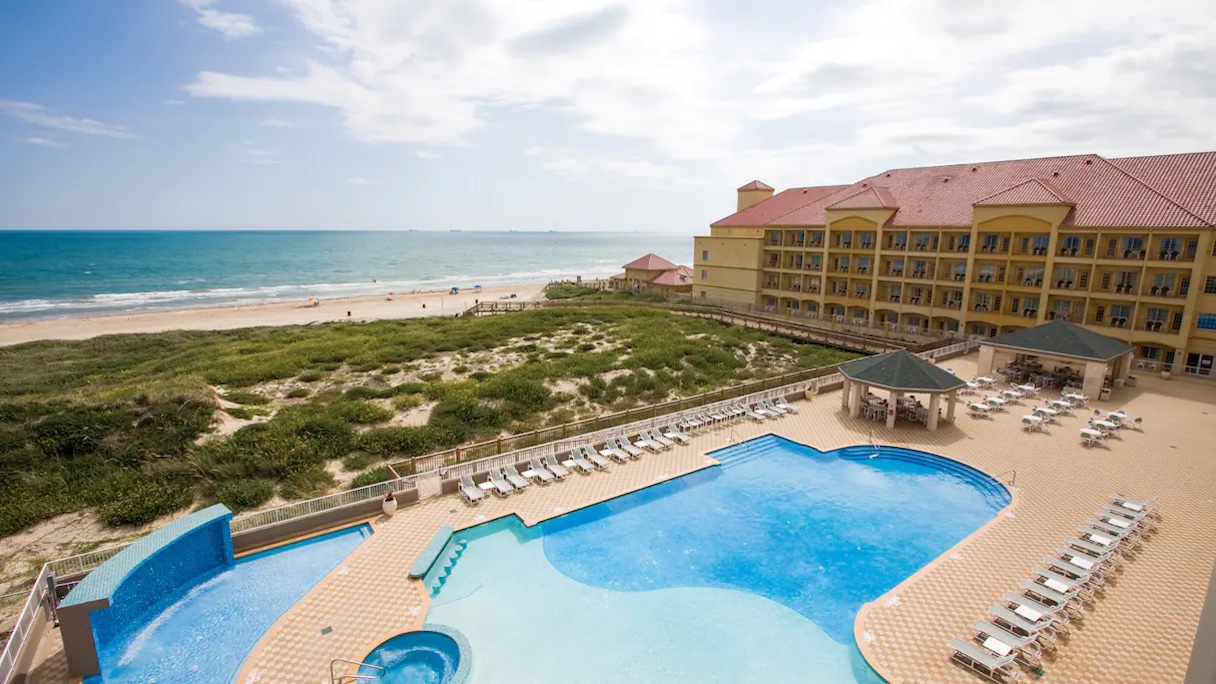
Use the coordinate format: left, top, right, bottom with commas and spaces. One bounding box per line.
85, 524, 371, 683
426, 435, 1008, 683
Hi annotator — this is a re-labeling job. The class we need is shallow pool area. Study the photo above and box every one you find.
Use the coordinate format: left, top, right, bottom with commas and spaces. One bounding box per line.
426, 435, 1008, 683
85, 524, 371, 683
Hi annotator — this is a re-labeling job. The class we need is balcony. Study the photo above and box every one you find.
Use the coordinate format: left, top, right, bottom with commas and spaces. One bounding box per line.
808, 240, 824, 248
974, 274, 1001, 284
837, 265, 850, 274
804, 263, 822, 272
944, 301, 962, 310
1018, 308, 1040, 318
851, 291, 869, 299
1144, 284, 1178, 298
976, 244, 1007, 255
910, 270, 934, 280
884, 268, 905, 277
955, 243, 971, 253
1052, 279, 1078, 291
1058, 246, 1082, 258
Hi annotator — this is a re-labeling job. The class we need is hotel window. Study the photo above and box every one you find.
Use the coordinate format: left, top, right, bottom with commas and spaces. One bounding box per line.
1205, 276, 1216, 294
1051, 299, 1072, 319
1100, 273, 1111, 290
1054, 268, 1077, 289
1139, 346, 1161, 360
1062, 236, 1081, 250
701, 250, 708, 261
1186, 239, 1198, 259
974, 293, 991, 311
1023, 297, 1040, 316
1172, 312, 1184, 331
701, 269, 708, 280
1197, 314, 1216, 331
982, 235, 999, 252
1094, 305, 1105, 323
1146, 307, 1167, 323
1151, 273, 1175, 294
1111, 304, 1131, 322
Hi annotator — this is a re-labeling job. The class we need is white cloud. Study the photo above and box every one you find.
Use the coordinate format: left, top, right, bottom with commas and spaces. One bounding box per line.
241, 144, 280, 164
415, 150, 441, 160
163, 99, 186, 106
14, 136, 67, 148
346, 176, 373, 184
261, 118, 294, 127
179, 0, 260, 39
182, 0, 1216, 186
0, 100, 134, 138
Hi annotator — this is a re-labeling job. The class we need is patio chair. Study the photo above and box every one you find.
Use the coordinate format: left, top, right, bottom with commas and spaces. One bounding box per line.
581, 446, 610, 469
503, 464, 531, 489
522, 458, 555, 484
1032, 567, 1097, 602
1079, 428, 1106, 447
611, 435, 644, 458
967, 402, 991, 418
561, 449, 595, 474
663, 425, 691, 445
1063, 537, 1123, 569
761, 398, 790, 415
772, 396, 798, 413
751, 403, 780, 419
738, 403, 766, 422
989, 604, 1058, 643
543, 453, 570, 479
458, 474, 485, 504
1109, 493, 1159, 518
598, 441, 631, 463
1021, 415, 1044, 433
1043, 555, 1105, 588
1087, 517, 1143, 542
1097, 503, 1150, 528
487, 467, 516, 496
632, 432, 665, 453
1004, 591, 1075, 625
973, 620, 1043, 665
1017, 581, 1082, 620
948, 639, 1022, 683
1076, 525, 1128, 553
1054, 546, 1115, 576
647, 428, 675, 448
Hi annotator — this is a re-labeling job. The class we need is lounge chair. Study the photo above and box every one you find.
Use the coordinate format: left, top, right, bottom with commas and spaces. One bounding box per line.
543, 453, 570, 479
632, 433, 664, 453
598, 441, 631, 463
1086, 517, 1141, 542
664, 425, 691, 445
459, 474, 485, 504
761, 398, 790, 415
949, 638, 1021, 683
1076, 525, 1129, 553
1092, 511, 1144, 538
1098, 503, 1149, 526
1004, 591, 1075, 624
707, 407, 729, 423
1109, 493, 1159, 518
647, 428, 675, 448
487, 468, 515, 496
581, 446, 610, 469
974, 620, 1043, 664
739, 404, 766, 422
523, 458, 555, 484
1032, 567, 1097, 602
1063, 537, 1123, 568
612, 436, 644, 458
503, 464, 531, 489
1016, 581, 1081, 620
681, 416, 703, 430
772, 396, 798, 413
1055, 546, 1116, 574
562, 449, 595, 474
1043, 555, 1104, 587
989, 604, 1057, 643
752, 403, 779, 419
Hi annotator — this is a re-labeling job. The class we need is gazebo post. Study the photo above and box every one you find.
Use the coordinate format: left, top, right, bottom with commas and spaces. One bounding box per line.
849, 383, 864, 418
887, 390, 900, 429
928, 393, 941, 430
841, 377, 852, 410
946, 390, 957, 422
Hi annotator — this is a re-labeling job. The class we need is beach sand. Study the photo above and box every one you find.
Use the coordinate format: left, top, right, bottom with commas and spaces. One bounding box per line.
0, 282, 547, 346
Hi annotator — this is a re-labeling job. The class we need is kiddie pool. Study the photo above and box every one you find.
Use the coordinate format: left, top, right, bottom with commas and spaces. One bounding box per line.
358, 625, 470, 684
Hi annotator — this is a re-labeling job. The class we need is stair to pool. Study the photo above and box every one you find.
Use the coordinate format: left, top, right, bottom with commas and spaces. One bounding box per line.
424, 539, 468, 597
716, 438, 785, 470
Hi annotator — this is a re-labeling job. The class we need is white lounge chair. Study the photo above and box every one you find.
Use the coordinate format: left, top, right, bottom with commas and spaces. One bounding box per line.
752, 403, 779, 419
581, 446, 610, 469
664, 425, 691, 445
1055, 546, 1116, 574
761, 399, 790, 415
739, 404, 766, 422
612, 436, 644, 458
1004, 591, 1074, 625
647, 428, 675, 448
949, 638, 1021, 683
973, 620, 1043, 665
1075, 525, 1126, 553
989, 604, 1057, 643
523, 458, 555, 484
1032, 567, 1097, 602
1109, 493, 1159, 517
503, 464, 531, 489
772, 396, 798, 413
1063, 537, 1122, 568
487, 468, 515, 496
1043, 556, 1104, 588
632, 433, 664, 453
543, 453, 570, 479
598, 441, 631, 463
1016, 581, 1081, 621
459, 474, 485, 504
562, 449, 595, 474
967, 402, 991, 418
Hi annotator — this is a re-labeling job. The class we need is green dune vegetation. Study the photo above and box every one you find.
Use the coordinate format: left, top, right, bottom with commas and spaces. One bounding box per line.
0, 306, 856, 537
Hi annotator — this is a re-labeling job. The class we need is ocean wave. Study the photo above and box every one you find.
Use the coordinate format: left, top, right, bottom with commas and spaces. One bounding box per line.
0, 265, 622, 320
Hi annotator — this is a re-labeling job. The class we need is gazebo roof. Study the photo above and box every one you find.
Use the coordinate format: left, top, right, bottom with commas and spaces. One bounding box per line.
839, 350, 966, 392
984, 320, 1133, 362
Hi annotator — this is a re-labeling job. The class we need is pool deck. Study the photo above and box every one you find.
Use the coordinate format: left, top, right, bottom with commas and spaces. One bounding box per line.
21, 353, 1216, 684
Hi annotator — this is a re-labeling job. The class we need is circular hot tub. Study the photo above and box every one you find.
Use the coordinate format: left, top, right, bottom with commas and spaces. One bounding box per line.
358, 625, 470, 684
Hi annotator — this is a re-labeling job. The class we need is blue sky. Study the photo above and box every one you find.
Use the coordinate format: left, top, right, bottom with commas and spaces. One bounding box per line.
2, 0, 1214, 233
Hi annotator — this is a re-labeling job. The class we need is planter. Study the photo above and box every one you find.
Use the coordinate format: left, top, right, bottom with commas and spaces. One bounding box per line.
382, 496, 398, 517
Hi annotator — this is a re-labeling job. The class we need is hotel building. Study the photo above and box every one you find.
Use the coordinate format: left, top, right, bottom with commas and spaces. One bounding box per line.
693, 152, 1216, 378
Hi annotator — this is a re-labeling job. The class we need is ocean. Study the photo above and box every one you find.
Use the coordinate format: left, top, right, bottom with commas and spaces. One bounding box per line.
0, 230, 692, 321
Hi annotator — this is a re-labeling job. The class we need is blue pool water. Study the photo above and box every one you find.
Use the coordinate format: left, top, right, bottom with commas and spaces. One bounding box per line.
85, 524, 371, 684
426, 435, 1008, 683
359, 630, 465, 684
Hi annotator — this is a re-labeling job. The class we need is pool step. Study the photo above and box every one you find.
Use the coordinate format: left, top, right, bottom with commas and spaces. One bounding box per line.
835, 446, 1011, 507
716, 442, 783, 470
425, 540, 468, 597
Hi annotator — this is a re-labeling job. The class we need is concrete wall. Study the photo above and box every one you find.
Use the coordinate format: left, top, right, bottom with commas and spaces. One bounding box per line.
231, 488, 419, 554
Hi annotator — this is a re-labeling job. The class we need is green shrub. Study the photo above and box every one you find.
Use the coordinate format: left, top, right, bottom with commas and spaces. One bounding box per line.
419, 371, 443, 382
96, 474, 194, 527
351, 466, 390, 488
342, 452, 376, 471
297, 371, 325, 382
342, 386, 395, 400
286, 388, 310, 398
328, 400, 393, 425
222, 390, 271, 406
350, 362, 382, 373
393, 382, 424, 395
359, 426, 437, 457
278, 467, 333, 499
380, 366, 401, 375
214, 479, 274, 512
226, 406, 271, 420
452, 365, 469, 374
470, 370, 491, 381
391, 394, 423, 411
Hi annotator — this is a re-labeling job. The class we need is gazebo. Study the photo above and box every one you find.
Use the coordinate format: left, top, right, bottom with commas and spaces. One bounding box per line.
977, 320, 1134, 400
839, 350, 966, 430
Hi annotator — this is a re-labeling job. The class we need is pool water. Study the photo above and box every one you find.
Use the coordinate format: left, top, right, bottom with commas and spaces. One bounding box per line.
358, 630, 463, 684
427, 435, 1007, 683
85, 524, 371, 683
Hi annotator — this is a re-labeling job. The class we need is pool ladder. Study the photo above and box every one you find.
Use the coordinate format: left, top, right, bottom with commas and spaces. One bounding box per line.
330, 658, 384, 683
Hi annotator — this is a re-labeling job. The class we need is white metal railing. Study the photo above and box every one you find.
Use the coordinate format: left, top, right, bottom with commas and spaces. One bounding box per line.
0, 564, 50, 684
229, 477, 415, 533
47, 545, 128, 577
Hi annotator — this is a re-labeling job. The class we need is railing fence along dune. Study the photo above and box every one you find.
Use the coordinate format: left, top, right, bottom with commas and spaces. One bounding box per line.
0, 336, 979, 684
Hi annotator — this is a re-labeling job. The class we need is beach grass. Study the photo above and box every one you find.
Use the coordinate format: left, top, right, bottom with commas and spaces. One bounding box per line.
0, 306, 855, 536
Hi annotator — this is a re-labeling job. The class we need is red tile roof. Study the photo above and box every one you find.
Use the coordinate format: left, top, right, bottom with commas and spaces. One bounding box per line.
712, 185, 850, 227
712, 152, 1216, 228
610, 272, 627, 280
737, 180, 774, 191
1109, 152, 1216, 224
649, 269, 693, 286
827, 186, 899, 210
974, 178, 1074, 206
622, 253, 678, 271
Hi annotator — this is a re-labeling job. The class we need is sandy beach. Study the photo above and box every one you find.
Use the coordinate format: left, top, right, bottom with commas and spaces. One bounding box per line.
0, 282, 547, 346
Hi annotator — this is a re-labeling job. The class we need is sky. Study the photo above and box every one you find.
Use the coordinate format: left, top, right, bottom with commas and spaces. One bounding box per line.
1, 0, 1215, 233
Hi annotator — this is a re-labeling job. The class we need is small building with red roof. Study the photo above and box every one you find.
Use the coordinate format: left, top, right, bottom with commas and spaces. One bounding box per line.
610, 253, 694, 298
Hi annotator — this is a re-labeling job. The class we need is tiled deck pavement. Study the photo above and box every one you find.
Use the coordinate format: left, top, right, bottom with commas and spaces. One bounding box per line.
22, 353, 1216, 683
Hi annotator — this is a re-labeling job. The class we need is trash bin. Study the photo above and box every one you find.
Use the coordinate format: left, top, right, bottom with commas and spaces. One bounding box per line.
1125, 374, 1137, 387
1099, 387, 1112, 401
